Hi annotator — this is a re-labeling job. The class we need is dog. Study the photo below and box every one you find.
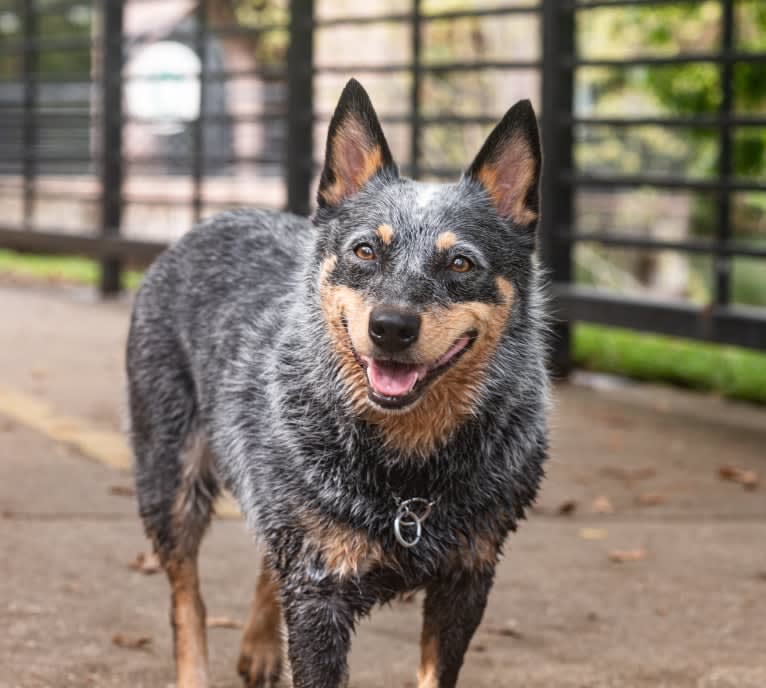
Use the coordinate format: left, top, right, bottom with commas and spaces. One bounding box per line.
126, 78, 549, 688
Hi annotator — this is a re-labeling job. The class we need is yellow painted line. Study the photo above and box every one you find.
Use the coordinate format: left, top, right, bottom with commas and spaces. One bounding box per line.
0, 384, 241, 519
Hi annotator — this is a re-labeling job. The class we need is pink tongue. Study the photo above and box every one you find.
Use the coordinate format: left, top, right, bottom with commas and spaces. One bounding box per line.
367, 361, 421, 397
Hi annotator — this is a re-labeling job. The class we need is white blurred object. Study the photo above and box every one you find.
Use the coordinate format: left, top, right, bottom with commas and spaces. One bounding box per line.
125, 41, 201, 134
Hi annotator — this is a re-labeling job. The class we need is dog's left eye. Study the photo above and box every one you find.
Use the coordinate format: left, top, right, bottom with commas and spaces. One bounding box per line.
354, 243, 376, 261
449, 255, 473, 273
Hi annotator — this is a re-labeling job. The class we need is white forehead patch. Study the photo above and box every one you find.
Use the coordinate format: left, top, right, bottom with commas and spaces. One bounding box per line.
414, 183, 441, 210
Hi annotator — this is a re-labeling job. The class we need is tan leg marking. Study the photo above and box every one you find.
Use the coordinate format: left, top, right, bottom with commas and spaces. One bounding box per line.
167, 559, 209, 688
299, 509, 388, 579
450, 530, 502, 573
418, 630, 440, 688
238, 558, 284, 686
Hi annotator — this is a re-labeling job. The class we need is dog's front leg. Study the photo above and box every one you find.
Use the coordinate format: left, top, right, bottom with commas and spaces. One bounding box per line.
417, 570, 494, 688
281, 577, 374, 688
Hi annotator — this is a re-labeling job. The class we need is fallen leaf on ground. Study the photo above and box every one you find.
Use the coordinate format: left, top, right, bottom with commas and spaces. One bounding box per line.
128, 551, 161, 575
591, 496, 614, 514
112, 633, 152, 651
557, 500, 578, 516
636, 493, 666, 507
207, 616, 243, 630
486, 620, 522, 639
601, 466, 656, 484
597, 412, 634, 429
109, 485, 135, 497
718, 465, 759, 490
609, 548, 647, 563
579, 528, 608, 541
607, 432, 625, 452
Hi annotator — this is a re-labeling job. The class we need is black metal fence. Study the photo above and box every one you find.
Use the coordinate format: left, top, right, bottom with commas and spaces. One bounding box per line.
543, 0, 766, 364
0, 0, 764, 365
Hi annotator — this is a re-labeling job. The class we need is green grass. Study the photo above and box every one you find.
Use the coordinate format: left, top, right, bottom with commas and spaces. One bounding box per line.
574, 323, 766, 404
0, 249, 143, 290
1, 249, 764, 404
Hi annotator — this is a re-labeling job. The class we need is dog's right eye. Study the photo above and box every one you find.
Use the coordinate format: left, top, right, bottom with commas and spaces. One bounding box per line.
354, 243, 376, 261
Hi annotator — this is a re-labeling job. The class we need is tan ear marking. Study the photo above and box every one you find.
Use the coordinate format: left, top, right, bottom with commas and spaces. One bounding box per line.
434, 231, 458, 252
376, 224, 394, 245
320, 116, 385, 206
476, 134, 538, 224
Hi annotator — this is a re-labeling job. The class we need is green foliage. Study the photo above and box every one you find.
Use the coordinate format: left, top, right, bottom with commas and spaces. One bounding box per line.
607, 2, 766, 181
0, 4, 92, 78
0, 250, 143, 290
231, 0, 288, 65
574, 324, 766, 404
731, 257, 766, 307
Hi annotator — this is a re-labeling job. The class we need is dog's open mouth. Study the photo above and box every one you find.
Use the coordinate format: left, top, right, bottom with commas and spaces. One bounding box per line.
358, 333, 476, 410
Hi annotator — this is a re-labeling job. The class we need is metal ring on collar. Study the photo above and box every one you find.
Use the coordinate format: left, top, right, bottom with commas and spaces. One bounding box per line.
394, 508, 423, 548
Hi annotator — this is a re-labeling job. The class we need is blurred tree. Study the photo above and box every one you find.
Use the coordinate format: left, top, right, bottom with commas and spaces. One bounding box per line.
577, 1, 766, 305
0, 3, 92, 78
612, 1, 766, 183
230, 0, 288, 64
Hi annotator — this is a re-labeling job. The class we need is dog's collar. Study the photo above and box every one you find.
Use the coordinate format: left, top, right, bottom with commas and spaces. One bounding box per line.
393, 496, 438, 548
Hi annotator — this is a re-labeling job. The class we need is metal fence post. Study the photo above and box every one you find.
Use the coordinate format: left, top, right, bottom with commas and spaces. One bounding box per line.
99, 0, 124, 296
286, 0, 314, 217
715, 0, 734, 308
21, 0, 38, 230
410, 0, 422, 179
540, 1, 575, 376
191, 0, 208, 224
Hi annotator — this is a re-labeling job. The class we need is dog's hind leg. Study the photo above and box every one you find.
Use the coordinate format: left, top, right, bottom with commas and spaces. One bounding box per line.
417, 570, 494, 688
167, 555, 209, 688
165, 431, 219, 688
237, 555, 284, 688
129, 361, 219, 688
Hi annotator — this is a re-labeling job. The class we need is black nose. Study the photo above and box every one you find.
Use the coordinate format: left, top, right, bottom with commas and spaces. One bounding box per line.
368, 307, 421, 353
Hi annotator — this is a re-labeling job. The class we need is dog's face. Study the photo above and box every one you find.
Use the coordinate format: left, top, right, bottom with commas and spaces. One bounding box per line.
314, 80, 541, 443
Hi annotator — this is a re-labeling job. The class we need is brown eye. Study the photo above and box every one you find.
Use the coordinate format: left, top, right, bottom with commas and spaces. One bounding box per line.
354, 243, 376, 261
449, 255, 473, 273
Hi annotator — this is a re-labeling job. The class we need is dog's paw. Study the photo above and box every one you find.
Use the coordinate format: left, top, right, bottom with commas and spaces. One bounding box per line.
237, 642, 283, 688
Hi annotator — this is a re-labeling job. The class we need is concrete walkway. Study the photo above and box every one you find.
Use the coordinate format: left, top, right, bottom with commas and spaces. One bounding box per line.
1, 283, 765, 688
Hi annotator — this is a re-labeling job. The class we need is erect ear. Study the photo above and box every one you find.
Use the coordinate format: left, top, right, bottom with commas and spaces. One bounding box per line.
317, 79, 398, 209
465, 99, 541, 228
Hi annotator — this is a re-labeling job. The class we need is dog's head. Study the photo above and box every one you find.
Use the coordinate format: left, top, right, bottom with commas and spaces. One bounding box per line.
315, 79, 541, 449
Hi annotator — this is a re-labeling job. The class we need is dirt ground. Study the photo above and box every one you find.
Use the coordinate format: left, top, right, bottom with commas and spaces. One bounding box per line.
1, 283, 765, 688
